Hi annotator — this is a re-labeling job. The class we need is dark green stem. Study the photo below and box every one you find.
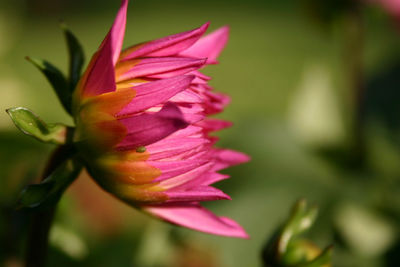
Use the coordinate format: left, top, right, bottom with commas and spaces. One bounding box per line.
345, 3, 365, 167
24, 145, 71, 267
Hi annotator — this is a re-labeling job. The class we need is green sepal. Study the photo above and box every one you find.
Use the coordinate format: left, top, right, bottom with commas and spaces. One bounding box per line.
60, 22, 85, 92
298, 245, 333, 267
18, 159, 82, 209
277, 199, 318, 254
6, 107, 68, 144
262, 199, 332, 267
26, 56, 72, 114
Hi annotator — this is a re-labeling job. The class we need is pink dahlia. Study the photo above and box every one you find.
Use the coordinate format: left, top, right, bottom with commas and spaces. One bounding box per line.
73, 0, 249, 238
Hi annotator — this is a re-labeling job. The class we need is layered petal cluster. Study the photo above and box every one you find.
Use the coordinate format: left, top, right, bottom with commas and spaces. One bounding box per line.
73, 0, 249, 238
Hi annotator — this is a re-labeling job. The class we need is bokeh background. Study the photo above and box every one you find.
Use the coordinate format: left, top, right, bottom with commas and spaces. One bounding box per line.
1, 0, 400, 266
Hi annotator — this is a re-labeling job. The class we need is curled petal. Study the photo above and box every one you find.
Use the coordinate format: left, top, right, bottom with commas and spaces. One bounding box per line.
143, 203, 249, 238
117, 75, 194, 117
170, 172, 230, 191
165, 186, 231, 202
116, 57, 206, 81
120, 23, 209, 60
180, 26, 229, 64
116, 103, 188, 150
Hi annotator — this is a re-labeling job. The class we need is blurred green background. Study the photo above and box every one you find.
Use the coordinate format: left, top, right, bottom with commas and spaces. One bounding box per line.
1, 0, 400, 266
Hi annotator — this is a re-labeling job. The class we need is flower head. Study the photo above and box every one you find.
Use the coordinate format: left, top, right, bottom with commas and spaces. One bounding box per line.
73, 0, 249, 238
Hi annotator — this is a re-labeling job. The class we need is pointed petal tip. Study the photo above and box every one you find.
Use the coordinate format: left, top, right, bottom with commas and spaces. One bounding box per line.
201, 21, 211, 31
143, 204, 249, 239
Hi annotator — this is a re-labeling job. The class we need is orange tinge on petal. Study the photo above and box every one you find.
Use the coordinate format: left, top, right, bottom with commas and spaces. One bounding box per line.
99, 154, 161, 185
93, 153, 168, 204
81, 88, 136, 116
115, 59, 141, 82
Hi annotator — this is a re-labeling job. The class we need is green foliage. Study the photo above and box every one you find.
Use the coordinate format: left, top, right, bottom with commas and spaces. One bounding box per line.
6, 107, 67, 144
18, 159, 82, 209
24, 24, 85, 115
262, 199, 332, 267
26, 57, 71, 114
61, 22, 85, 92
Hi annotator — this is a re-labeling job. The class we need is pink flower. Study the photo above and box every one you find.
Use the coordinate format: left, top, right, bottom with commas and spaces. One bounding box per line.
73, 0, 249, 238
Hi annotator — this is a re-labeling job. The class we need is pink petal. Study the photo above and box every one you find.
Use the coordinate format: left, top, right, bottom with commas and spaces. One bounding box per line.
171, 172, 230, 191
191, 70, 211, 81
180, 26, 229, 64
117, 75, 194, 117
80, 0, 128, 97
143, 203, 249, 238
196, 119, 232, 133
116, 102, 188, 150
147, 138, 209, 160
158, 163, 213, 189
117, 57, 206, 81
169, 90, 203, 104
212, 149, 251, 171
168, 125, 203, 139
151, 160, 208, 182
165, 186, 231, 202
183, 113, 205, 124
120, 23, 209, 60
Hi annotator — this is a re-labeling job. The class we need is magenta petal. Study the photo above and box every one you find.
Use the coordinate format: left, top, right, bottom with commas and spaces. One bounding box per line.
81, 0, 128, 96
117, 75, 194, 117
143, 203, 249, 238
180, 26, 229, 64
213, 149, 251, 171
121, 23, 209, 60
151, 160, 208, 182
172, 172, 230, 190
196, 119, 232, 132
116, 103, 188, 150
169, 90, 203, 104
165, 186, 231, 202
158, 163, 213, 189
147, 138, 209, 160
118, 57, 206, 81
168, 125, 203, 139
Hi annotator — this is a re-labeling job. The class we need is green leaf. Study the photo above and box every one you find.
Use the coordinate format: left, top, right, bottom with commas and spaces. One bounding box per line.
6, 107, 67, 144
61, 22, 85, 92
18, 159, 82, 209
26, 56, 71, 114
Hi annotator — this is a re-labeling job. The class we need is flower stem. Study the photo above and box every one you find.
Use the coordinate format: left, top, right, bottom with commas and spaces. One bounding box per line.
24, 145, 71, 267
344, 3, 365, 167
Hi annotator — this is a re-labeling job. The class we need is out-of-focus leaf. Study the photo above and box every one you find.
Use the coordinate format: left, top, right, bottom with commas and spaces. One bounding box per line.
262, 199, 332, 267
287, 64, 345, 148
26, 56, 71, 114
6, 107, 67, 144
301, 0, 359, 29
61, 22, 85, 92
334, 202, 397, 257
50, 224, 88, 260
18, 159, 82, 209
